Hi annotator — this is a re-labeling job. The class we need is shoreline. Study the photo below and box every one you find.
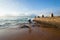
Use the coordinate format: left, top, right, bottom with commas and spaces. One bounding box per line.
0, 21, 60, 40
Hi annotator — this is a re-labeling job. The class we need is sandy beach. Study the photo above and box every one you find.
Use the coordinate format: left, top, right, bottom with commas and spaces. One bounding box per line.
0, 22, 60, 40
0, 0, 60, 40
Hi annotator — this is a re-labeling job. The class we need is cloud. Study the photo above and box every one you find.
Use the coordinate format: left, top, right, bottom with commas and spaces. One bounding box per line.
0, 0, 60, 17
0, 0, 29, 16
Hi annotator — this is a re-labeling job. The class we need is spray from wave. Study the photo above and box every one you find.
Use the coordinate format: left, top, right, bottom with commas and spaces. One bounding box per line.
0, 16, 34, 29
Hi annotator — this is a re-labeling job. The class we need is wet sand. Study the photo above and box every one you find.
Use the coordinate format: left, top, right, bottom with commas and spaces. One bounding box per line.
0, 23, 60, 40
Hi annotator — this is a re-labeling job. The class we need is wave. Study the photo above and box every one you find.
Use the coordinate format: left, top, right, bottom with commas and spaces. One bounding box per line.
0, 16, 34, 29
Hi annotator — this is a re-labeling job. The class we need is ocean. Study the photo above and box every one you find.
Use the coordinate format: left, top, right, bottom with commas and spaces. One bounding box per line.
0, 16, 34, 29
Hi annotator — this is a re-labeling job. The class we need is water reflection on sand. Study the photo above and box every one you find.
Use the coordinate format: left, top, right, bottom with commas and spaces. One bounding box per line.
0, 23, 60, 40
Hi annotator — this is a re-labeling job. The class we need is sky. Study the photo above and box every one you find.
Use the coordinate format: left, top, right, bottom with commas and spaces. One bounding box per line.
0, 0, 60, 17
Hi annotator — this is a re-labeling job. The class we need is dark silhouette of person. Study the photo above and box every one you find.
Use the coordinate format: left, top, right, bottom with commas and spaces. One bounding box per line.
28, 19, 32, 24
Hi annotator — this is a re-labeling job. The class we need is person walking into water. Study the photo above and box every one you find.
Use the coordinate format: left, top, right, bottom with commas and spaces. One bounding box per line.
27, 19, 32, 33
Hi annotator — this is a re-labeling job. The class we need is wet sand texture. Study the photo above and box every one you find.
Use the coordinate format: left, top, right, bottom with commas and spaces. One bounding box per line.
0, 23, 60, 40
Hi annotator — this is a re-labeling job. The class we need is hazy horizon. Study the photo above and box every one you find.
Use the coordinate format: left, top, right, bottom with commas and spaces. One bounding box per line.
0, 0, 60, 17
